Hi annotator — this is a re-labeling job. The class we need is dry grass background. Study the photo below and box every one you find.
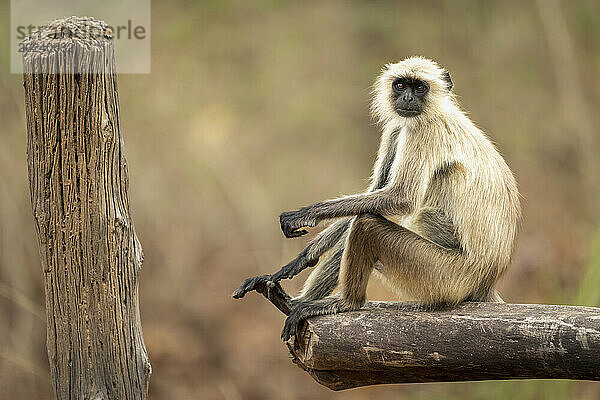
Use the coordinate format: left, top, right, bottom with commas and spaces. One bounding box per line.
1, 0, 600, 399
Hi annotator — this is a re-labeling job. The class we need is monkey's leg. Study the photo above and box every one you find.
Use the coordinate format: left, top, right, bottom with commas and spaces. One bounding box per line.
258, 281, 295, 315
356, 214, 481, 307
295, 239, 345, 302
281, 214, 381, 340
282, 213, 479, 340
233, 218, 351, 300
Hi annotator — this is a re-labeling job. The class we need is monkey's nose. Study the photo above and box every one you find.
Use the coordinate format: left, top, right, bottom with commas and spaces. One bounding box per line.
403, 95, 414, 102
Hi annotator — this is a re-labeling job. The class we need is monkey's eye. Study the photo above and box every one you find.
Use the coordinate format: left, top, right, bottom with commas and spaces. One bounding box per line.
415, 84, 426, 93
392, 80, 405, 94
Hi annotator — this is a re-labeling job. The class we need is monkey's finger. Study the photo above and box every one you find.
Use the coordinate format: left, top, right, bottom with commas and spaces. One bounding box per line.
232, 279, 251, 298
281, 223, 299, 238
232, 284, 248, 298
279, 213, 291, 233
265, 283, 273, 300
232, 276, 266, 298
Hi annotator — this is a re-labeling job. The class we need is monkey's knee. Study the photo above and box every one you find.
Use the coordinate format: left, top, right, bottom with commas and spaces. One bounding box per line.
354, 213, 386, 227
347, 213, 397, 263
349, 213, 385, 244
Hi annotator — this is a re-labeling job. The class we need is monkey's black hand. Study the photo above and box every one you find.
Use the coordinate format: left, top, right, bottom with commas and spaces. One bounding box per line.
233, 252, 319, 300
232, 275, 272, 299
279, 208, 316, 238
233, 275, 296, 314
271, 252, 318, 282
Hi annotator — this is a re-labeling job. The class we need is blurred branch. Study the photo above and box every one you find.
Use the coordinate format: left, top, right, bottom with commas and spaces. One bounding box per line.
0, 282, 44, 321
286, 301, 600, 390
535, 0, 600, 203
0, 349, 51, 385
577, 226, 600, 306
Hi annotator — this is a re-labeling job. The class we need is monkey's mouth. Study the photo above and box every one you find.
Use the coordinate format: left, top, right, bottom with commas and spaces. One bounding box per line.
395, 108, 421, 117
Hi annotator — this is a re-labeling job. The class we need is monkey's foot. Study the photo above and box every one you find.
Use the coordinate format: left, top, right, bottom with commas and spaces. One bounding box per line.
282, 296, 353, 341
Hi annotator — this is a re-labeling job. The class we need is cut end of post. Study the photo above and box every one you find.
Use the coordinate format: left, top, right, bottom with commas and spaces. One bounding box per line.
21, 16, 113, 69
23, 16, 112, 46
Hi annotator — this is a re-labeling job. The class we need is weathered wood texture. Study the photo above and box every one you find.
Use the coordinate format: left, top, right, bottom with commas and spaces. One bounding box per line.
22, 17, 151, 400
287, 301, 600, 390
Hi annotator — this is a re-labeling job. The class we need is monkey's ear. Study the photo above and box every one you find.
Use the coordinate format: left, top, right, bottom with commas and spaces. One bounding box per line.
443, 71, 453, 91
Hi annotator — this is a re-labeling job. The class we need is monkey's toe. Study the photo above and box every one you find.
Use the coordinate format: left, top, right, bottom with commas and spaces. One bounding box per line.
281, 302, 310, 341
281, 313, 301, 342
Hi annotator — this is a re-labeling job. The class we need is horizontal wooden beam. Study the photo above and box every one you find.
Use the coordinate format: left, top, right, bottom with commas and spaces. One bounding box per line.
286, 301, 600, 390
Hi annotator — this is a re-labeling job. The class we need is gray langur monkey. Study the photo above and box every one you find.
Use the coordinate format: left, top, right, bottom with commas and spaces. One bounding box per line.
233, 56, 521, 341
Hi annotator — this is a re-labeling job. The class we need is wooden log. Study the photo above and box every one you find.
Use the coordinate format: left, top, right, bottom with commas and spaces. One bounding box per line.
287, 301, 600, 390
22, 17, 151, 399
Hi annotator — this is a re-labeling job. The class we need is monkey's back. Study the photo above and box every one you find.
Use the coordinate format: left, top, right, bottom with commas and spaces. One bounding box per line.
449, 117, 521, 272
387, 112, 521, 289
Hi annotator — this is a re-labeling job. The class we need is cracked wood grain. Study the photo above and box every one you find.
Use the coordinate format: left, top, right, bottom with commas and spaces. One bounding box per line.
286, 301, 600, 390
22, 17, 151, 400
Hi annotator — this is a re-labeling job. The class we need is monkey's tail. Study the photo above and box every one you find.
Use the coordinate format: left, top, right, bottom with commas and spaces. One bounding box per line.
483, 289, 504, 303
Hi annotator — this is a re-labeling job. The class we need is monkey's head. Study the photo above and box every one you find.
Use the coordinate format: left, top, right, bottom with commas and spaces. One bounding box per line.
371, 56, 453, 124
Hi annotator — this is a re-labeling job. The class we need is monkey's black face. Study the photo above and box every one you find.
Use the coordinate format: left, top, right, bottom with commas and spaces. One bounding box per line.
391, 77, 429, 117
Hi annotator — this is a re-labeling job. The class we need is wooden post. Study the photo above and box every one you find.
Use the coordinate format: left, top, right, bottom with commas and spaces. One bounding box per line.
287, 301, 600, 390
22, 17, 151, 399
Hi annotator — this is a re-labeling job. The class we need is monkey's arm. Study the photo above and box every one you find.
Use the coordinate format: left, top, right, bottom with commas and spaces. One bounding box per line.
304, 218, 351, 259
279, 188, 408, 238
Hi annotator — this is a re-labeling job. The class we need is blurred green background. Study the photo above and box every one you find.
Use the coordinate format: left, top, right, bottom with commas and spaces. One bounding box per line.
2, 0, 600, 399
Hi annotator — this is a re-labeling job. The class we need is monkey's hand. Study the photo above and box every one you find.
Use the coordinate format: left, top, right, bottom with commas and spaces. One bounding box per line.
232, 275, 273, 299
280, 208, 317, 238
271, 251, 319, 282
233, 252, 319, 300
233, 275, 295, 315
